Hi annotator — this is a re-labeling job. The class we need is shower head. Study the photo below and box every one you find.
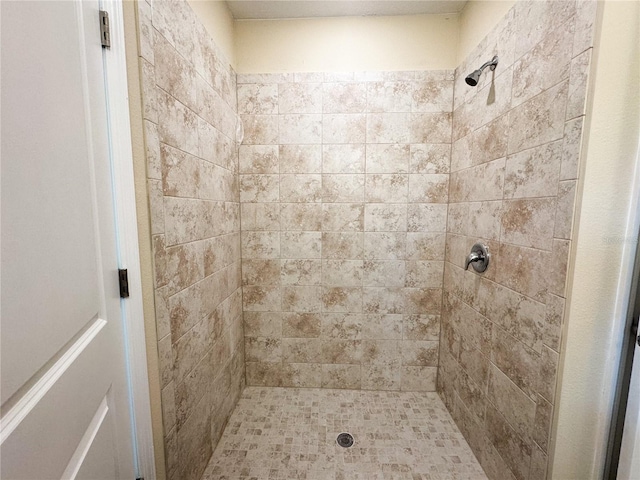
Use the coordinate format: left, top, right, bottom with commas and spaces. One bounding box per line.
465, 55, 499, 87
465, 69, 482, 86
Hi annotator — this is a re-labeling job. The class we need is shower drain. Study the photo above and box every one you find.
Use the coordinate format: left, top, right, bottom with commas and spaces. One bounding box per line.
336, 433, 354, 448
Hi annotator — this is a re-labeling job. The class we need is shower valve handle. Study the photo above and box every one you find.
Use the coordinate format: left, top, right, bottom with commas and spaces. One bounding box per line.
464, 252, 481, 270
464, 243, 490, 273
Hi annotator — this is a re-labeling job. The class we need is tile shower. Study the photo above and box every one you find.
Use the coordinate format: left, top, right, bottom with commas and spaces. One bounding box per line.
134, 0, 596, 479
238, 71, 452, 391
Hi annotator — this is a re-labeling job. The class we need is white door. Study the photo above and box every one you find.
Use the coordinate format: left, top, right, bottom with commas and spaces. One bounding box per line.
1, 1, 135, 478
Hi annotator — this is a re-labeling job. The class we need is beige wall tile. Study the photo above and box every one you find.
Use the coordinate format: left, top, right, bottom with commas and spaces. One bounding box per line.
491, 327, 540, 401
410, 112, 452, 143
243, 312, 282, 337
485, 404, 532, 480
240, 203, 280, 231
366, 174, 409, 203
241, 231, 280, 258
278, 82, 322, 114
282, 313, 322, 338
322, 144, 366, 174
237, 83, 278, 115
367, 144, 410, 173
322, 203, 364, 232
403, 314, 440, 340
366, 113, 410, 143
280, 203, 323, 231
361, 365, 401, 390
405, 261, 445, 288
279, 144, 322, 173
501, 198, 557, 251
401, 340, 439, 366
407, 204, 447, 232
513, 0, 576, 58
364, 232, 406, 260
282, 285, 323, 312
406, 232, 446, 260
281, 231, 322, 258
487, 365, 536, 443
511, 16, 574, 107
496, 244, 550, 302
322, 232, 364, 259
554, 181, 577, 239
323, 260, 363, 286
281, 259, 322, 286
451, 115, 508, 172
321, 314, 363, 339
363, 260, 406, 287
240, 114, 278, 145
367, 81, 412, 113
573, 0, 597, 56
322, 114, 366, 143
401, 366, 437, 391
322, 82, 367, 113
239, 174, 279, 203
504, 141, 562, 199
363, 314, 403, 340
321, 364, 361, 389
410, 143, 450, 174
321, 174, 365, 202
278, 114, 322, 144
407, 174, 449, 203
508, 81, 568, 154
245, 336, 281, 363
238, 145, 279, 174
363, 287, 404, 314
322, 287, 363, 313
412, 79, 453, 113
365, 204, 408, 231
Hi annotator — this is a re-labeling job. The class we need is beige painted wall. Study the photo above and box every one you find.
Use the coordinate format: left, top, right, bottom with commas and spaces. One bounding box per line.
552, 1, 640, 478
234, 14, 459, 73
188, 0, 236, 66
187, 0, 518, 73
456, 0, 515, 65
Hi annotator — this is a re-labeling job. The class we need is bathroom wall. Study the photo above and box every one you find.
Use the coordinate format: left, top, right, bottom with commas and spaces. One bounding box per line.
438, 1, 597, 479
135, 1, 243, 479
234, 15, 459, 73
456, 0, 516, 65
187, 0, 236, 67
237, 71, 453, 390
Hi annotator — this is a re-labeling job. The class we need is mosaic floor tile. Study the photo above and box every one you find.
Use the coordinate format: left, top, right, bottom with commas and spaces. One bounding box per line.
203, 387, 487, 480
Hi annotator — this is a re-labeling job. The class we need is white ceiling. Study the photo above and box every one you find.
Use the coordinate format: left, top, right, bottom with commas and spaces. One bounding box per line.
226, 0, 468, 20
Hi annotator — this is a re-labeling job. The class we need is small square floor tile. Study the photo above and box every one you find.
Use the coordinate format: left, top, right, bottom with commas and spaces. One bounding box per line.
202, 387, 487, 480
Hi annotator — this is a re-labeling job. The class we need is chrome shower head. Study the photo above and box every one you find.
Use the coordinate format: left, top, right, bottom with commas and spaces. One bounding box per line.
465, 55, 499, 87
465, 69, 482, 86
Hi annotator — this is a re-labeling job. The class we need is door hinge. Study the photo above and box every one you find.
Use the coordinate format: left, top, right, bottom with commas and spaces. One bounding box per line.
99, 10, 111, 48
118, 269, 129, 298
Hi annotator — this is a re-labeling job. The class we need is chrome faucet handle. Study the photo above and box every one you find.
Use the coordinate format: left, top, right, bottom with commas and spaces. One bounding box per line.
464, 252, 481, 270
464, 243, 490, 273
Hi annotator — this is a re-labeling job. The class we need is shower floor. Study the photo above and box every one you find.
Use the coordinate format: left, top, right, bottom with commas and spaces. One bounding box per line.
202, 387, 487, 480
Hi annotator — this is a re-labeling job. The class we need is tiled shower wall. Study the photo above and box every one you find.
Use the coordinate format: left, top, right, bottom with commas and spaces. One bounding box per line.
237, 72, 454, 391
136, 1, 244, 479
438, 1, 596, 480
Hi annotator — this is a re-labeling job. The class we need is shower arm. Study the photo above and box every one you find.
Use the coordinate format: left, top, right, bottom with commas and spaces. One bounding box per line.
478, 56, 499, 74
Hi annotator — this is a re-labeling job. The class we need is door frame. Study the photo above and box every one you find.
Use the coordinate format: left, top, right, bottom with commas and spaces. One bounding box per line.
603, 225, 640, 478
99, 0, 156, 477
